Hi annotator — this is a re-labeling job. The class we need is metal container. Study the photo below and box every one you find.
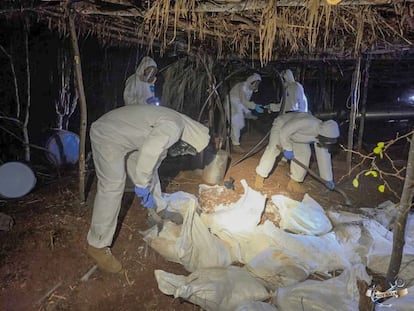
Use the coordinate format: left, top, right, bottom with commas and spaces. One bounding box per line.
202, 149, 229, 184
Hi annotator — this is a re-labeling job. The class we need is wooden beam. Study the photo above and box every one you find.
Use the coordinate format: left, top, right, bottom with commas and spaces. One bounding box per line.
72, 2, 143, 17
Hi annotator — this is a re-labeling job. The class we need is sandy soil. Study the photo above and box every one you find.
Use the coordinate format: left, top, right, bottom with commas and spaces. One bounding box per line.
0, 128, 404, 311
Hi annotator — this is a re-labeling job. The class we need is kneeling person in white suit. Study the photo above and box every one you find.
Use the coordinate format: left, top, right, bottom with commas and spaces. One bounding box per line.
87, 105, 210, 273
255, 112, 339, 190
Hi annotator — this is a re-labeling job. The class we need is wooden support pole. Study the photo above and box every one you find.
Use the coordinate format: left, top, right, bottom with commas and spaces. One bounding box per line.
68, 8, 87, 203
346, 57, 361, 173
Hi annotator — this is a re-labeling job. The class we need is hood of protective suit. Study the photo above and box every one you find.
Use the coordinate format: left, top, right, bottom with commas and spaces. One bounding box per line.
282, 69, 295, 83
319, 120, 340, 138
180, 114, 210, 152
246, 73, 262, 91
135, 56, 157, 76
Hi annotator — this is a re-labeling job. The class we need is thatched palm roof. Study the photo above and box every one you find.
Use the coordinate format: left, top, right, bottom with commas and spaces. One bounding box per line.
1, 1, 413, 63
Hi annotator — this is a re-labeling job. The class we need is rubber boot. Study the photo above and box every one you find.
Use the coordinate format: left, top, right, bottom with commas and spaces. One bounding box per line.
87, 245, 123, 273
278, 158, 289, 167
254, 174, 264, 189
232, 145, 244, 154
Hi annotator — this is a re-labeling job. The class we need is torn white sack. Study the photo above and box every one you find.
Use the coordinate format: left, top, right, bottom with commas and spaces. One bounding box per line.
154, 266, 271, 311
234, 301, 279, 311
200, 179, 266, 235
272, 193, 332, 235
254, 221, 351, 273
245, 246, 309, 290
363, 219, 414, 286
275, 264, 371, 311
141, 196, 232, 271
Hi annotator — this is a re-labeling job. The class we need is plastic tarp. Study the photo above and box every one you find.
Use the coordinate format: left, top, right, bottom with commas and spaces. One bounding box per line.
154, 266, 271, 311
275, 264, 371, 311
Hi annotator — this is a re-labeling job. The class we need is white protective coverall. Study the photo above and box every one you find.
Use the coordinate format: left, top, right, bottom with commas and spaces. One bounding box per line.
268, 69, 308, 113
256, 112, 339, 183
282, 69, 308, 113
123, 56, 157, 106
87, 105, 210, 248
226, 73, 262, 146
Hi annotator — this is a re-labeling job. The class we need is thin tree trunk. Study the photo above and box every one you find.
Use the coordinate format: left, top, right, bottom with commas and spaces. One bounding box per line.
68, 9, 88, 203
346, 57, 361, 173
357, 56, 371, 151
386, 133, 414, 284
0, 45, 20, 118
23, 20, 31, 162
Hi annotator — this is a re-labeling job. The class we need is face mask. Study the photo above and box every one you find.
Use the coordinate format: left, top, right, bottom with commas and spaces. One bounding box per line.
316, 135, 338, 151
168, 140, 197, 157
250, 80, 260, 92
142, 66, 157, 83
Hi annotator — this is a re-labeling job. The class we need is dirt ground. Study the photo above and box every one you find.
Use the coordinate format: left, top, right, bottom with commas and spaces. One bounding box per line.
0, 128, 405, 311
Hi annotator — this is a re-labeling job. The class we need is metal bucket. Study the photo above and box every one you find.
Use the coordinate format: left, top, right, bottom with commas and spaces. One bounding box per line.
0, 161, 37, 198
202, 149, 229, 184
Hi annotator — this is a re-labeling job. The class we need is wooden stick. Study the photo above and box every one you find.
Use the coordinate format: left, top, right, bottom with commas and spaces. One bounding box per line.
80, 265, 98, 282
36, 281, 63, 306
68, 6, 88, 203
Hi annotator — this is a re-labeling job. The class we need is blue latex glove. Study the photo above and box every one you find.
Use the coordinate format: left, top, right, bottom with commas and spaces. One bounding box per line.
325, 180, 335, 191
255, 104, 264, 113
146, 96, 160, 106
149, 84, 155, 92
283, 150, 294, 160
134, 186, 155, 208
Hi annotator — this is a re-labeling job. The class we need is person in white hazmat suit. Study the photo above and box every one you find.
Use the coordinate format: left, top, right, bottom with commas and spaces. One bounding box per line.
123, 56, 160, 106
86, 105, 210, 273
264, 69, 310, 170
266, 69, 308, 114
226, 73, 264, 153
255, 112, 339, 190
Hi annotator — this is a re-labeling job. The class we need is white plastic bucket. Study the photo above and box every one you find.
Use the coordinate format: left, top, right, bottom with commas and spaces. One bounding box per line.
0, 161, 37, 198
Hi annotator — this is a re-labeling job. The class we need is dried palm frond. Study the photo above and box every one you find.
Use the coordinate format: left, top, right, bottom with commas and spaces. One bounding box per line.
22, 1, 414, 62
161, 56, 210, 119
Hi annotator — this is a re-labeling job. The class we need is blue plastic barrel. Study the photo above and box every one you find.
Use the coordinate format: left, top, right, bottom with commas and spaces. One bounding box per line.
45, 129, 80, 166
0, 162, 37, 198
